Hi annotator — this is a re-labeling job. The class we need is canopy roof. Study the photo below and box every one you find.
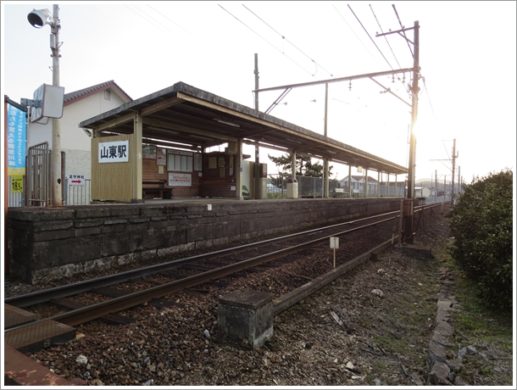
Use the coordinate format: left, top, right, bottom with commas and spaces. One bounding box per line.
80, 82, 407, 175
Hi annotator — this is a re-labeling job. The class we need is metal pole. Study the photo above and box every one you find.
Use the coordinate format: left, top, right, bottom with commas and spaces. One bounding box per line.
254, 53, 260, 199
403, 20, 420, 242
451, 138, 456, 206
51, 4, 62, 206
348, 165, 352, 198
323, 83, 329, 198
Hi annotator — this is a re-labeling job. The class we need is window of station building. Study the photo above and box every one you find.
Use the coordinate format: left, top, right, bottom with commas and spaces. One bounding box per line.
167, 150, 193, 172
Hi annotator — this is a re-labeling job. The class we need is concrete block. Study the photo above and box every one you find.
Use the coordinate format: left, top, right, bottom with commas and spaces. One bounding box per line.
217, 290, 273, 349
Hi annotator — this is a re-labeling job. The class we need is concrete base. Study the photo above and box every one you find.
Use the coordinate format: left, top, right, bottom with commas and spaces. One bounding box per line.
217, 290, 273, 349
287, 182, 298, 199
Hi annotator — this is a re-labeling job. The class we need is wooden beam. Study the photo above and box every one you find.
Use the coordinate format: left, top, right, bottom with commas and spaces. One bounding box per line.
132, 113, 143, 202
143, 117, 237, 143
176, 92, 405, 173
92, 113, 135, 132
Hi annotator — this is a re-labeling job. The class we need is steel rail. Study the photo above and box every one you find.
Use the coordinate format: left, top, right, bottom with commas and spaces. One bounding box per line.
6, 210, 400, 308
6, 215, 397, 330
273, 236, 397, 315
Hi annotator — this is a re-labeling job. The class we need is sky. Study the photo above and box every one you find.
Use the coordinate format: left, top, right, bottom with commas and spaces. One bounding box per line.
1, 1, 516, 184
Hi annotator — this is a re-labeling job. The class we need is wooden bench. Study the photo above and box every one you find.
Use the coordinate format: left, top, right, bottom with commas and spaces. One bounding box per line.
142, 179, 172, 199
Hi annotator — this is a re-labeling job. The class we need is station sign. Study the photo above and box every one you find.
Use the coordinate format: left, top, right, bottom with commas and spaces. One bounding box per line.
98, 140, 129, 163
68, 174, 85, 186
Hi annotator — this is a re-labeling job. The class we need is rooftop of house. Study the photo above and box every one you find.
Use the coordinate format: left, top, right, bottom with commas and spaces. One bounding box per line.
64, 80, 132, 106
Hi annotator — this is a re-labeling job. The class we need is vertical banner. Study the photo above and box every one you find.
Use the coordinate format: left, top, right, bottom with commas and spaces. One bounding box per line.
7, 101, 27, 176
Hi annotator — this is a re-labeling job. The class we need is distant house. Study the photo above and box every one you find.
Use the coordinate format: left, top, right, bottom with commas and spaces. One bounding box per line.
26, 80, 131, 204
339, 175, 405, 197
339, 175, 379, 195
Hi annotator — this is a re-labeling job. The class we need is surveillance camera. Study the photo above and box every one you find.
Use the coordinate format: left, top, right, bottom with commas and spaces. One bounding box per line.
27, 8, 50, 28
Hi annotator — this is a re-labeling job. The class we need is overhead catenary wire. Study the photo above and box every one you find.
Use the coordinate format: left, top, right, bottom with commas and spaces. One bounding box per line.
218, 4, 313, 76
147, 4, 190, 34
347, 3, 394, 70
392, 4, 414, 57
331, 3, 377, 61
368, 4, 402, 69
242, 4, 334, 77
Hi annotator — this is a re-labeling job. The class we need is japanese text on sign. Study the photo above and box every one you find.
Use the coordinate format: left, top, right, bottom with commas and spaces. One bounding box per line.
7, 102, 27, 173
68, 174, 85, 186
98, 140, 129, 163
168, 172, 192, 187
11, 176, 24, 193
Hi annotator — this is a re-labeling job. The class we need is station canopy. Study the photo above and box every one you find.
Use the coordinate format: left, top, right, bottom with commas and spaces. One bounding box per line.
80, 82, 407, 175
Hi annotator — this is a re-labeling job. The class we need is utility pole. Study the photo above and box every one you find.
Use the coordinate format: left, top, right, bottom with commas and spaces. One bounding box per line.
51, 4, 63, 207
254, 53, 260, 199
323, 83, 329, 198
451, 138, 457, 206
376, 21, 420, 242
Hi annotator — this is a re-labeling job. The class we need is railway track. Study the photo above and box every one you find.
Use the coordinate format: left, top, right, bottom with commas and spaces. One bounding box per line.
5, 203, 442, 340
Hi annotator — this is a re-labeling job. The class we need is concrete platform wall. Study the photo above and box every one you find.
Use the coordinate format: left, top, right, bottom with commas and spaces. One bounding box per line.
7, 198, 401, 283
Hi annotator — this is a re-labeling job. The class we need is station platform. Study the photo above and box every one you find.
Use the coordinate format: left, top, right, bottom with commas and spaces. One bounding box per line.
7, 197, 402, 284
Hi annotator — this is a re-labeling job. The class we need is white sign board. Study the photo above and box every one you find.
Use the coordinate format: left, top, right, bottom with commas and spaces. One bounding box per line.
99, 140, 129, 163
329, 237, 340, 249
168, 172, 192, 187
68, 174, 85, 186
30, 84, 65, 122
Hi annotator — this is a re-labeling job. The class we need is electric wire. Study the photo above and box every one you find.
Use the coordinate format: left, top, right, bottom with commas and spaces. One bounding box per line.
125, 5, 170, 34
242, 4, 334, 77
331, 3, 376, 61
218, 4, 313, 76
369, 4, 402, 69
392, 4, 414, 57
147, 4, 190, 34
347, 4, 394, 70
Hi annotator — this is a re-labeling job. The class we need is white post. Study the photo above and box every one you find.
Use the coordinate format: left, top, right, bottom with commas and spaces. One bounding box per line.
51, 4, 62, 206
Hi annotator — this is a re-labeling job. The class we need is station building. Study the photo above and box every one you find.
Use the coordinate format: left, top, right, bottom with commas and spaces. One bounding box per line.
80, 82, 406, 203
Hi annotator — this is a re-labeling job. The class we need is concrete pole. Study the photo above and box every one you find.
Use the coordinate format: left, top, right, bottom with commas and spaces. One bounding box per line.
236, 139, 243, 200
323, 83, 329, 198
403, 20, 420, 243
364, 168, 368, 198
387, 173, 390, 197
51, 4, 62, 206
348, 165, 352, 198
377, 171, 381, 197
254, 53, 260, 199
132, 113, 143, 202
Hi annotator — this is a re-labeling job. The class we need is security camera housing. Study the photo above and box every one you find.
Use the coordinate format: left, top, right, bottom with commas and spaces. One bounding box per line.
27, 9, 50, 28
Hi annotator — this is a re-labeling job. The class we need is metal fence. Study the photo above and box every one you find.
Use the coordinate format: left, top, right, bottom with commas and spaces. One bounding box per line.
26, 142, 51, 207
64, 178, 91, 205
266, 175, 343, 199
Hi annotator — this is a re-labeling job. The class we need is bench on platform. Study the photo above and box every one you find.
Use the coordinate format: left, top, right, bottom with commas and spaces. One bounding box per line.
142, 179, 172, 199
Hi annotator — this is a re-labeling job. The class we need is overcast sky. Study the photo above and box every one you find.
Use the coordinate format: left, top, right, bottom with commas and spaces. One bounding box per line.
2, 1, 516, 183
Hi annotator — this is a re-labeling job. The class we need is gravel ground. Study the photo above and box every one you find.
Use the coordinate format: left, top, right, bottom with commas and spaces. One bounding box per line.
16, 209, 514, 386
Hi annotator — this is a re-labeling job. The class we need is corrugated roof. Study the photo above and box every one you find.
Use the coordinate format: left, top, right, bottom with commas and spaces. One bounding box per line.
64, 80, 132, 106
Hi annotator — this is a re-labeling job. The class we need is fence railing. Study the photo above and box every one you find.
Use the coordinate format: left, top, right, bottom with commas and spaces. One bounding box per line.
63, 178, 91, 205
266, 174, 410, 199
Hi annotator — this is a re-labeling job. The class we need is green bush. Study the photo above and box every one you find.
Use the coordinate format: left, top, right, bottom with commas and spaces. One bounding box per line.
449, 170, 513, 312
